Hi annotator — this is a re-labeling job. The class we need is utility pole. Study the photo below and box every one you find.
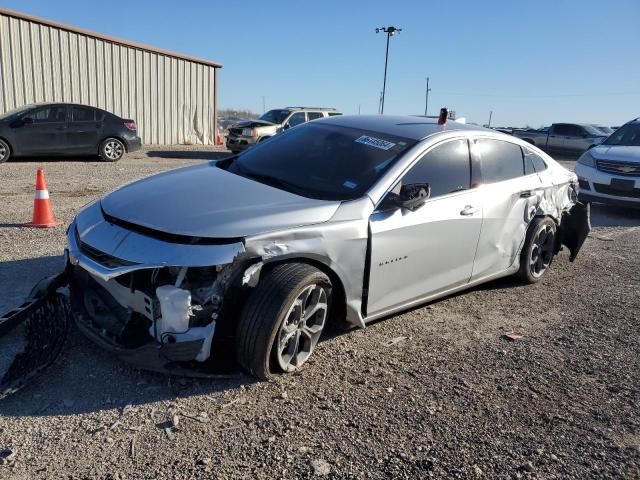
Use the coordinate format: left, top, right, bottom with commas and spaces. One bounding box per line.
424, 77, 432, 116
375, 26, 402, 115
488, 110, 493, 128
262, 96, 266, 113
358, 104, 361, 115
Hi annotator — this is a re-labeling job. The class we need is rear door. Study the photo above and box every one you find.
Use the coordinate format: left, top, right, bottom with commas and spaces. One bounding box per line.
67, 106, 101, 153
470, 138, 543, 280
13, 105, 68, 154
367, 139, 483, 316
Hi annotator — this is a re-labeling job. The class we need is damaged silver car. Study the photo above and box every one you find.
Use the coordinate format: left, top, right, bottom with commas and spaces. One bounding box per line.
1, 114, 590, 388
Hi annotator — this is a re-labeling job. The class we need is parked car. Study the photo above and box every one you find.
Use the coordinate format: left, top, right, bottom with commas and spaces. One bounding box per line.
0, 103, 141, 163
226, 107, 341, 153
12, 115, 589, 381
513, 123, 607, 154
575, 117, 640, 207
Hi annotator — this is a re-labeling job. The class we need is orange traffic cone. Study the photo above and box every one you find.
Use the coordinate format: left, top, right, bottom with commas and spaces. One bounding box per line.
25, 168, 63, 228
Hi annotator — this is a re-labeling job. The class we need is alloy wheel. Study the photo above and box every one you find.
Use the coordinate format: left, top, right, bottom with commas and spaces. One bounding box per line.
0, 142, 7, 161
530, 225, 555, 278
276, 284, 328, 372
104, 141, 123, 160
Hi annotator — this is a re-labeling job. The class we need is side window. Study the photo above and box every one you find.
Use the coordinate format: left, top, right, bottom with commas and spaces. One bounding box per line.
30, 106, 67, 123
401, 139, 471, 198
553, 124, 570, 136
307, 112, 323, 121
287, 112, 306, 127
71, 106, 96, 122
524, 149, 548, 172
566, 125, 583, 137
328, 112, 342, 117
476, 138, 524, 183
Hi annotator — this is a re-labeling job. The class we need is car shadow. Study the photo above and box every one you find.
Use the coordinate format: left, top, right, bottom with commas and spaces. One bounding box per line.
145, 150, 232, 161
8, 155, 103, 163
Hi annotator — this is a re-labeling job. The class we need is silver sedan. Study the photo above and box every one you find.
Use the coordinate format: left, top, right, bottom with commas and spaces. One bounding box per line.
62, 115, 589, 379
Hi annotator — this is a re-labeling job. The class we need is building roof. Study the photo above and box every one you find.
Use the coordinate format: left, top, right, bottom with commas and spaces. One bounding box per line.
0, 7, 222, 68
322, 115, 487, 140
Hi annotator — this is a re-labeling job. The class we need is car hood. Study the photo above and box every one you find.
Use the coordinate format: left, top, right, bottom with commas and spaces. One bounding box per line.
100, 163, 340, 238
589, 145, 640, 163
231, 119, 276, 128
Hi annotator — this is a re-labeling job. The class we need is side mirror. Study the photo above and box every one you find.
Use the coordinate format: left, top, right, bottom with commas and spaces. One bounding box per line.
394, 183, 430, 211
283, 123, 290, 130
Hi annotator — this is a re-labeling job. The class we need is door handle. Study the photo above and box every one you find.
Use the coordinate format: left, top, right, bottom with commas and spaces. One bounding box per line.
460, 205, 478, 216
520, 190, 536, 198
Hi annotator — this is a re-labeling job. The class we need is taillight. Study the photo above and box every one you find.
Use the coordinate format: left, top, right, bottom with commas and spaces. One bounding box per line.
124, 120, 137, 131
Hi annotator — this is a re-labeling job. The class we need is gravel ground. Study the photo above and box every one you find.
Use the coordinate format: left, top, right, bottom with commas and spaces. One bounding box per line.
0, 148, 639, 479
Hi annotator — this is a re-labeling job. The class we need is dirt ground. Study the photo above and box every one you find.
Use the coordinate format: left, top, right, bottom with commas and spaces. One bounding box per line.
0, 147, 639, 479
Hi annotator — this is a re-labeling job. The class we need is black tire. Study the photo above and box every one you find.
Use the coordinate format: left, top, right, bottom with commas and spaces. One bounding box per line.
517, 216, 557, 284
236, 263, 332, 380
0, 138, 11, 163
99, 138, 126, 162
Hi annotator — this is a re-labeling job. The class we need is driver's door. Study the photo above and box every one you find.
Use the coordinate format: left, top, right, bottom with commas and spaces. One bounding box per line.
366, 139, 483, 316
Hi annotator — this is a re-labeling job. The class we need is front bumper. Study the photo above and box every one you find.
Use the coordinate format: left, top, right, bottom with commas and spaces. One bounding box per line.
575, 163, 640, 207
226, 135, 258, 152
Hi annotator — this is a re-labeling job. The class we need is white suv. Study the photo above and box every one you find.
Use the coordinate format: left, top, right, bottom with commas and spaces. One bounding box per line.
575, 118, 640, 207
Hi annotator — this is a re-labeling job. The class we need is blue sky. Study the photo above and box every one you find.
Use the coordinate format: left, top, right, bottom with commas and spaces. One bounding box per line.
2, 0, 639, 126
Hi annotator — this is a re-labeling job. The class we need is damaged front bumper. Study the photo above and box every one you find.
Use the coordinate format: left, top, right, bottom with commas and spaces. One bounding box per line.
0, 274, 71, 400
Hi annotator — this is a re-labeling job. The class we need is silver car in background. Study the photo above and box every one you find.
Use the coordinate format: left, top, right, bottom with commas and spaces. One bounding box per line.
61, 115, 589, 379
576, 117, 640, 207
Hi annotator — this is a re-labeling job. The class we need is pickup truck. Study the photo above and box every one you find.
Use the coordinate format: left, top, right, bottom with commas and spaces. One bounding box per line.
513, 123, 607, 154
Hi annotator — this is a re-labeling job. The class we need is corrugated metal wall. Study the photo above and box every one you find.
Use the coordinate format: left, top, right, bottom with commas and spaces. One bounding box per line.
0, 13, 218, 145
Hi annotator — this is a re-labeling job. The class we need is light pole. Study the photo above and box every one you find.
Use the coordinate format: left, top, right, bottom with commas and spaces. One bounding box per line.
375, 25, 401, 115
424, 77, 432, 116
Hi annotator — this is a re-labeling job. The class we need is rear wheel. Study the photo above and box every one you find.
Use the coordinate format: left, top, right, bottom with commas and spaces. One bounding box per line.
0, 139, 11, 163
99, 138, 125, 162
236, 263, 332, 380
518, 217, 557, 284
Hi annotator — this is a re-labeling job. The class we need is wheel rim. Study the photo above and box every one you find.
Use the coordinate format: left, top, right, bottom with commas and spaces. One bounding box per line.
0, 142, 7, 161
530, 225, 555, 278
276, 284, 328, 372
104, 141, 123, 160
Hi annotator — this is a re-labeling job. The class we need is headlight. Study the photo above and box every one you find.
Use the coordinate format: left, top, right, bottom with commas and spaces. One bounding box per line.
242, 128, 257, 137
577, 151, 595, 168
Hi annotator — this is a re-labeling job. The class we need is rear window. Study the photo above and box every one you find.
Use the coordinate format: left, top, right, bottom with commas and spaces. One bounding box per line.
227, 123, 417, 200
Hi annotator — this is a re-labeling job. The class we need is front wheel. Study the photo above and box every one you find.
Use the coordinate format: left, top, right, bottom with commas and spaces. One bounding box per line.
0, 139, 11, 163
236, 263, 332, 380
99, 138, 125, 162
517, 217, 557, 284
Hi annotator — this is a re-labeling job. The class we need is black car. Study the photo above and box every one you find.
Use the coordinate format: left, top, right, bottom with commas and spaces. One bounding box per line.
0, 103, 142, 163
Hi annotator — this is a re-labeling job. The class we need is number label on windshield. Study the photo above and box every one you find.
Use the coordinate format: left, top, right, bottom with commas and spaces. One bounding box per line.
355, 135, 396, 151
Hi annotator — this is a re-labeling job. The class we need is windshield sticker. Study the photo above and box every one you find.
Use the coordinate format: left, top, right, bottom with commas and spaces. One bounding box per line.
343, 180, 358, 189
355, 135, 396, 151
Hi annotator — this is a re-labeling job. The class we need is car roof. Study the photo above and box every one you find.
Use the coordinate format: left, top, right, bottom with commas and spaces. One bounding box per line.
320, 114, 488, 140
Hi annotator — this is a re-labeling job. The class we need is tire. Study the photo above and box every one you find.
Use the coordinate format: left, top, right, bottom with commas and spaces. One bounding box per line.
517, 217, 557, 284
99, 138, 126, 162
236, 263, 332, 380
0, 138, 11, 163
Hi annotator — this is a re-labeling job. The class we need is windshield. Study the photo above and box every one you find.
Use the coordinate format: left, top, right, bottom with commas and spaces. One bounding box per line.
224, 123, 417, 201
603, 123, 640, 146
592, 125, 613, 135
582, 124, 605, 136
259, 109, 290, 125
0, 105, 33, 120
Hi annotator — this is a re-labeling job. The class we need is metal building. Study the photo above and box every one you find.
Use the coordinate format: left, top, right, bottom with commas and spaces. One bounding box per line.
0, 8, 222, 145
